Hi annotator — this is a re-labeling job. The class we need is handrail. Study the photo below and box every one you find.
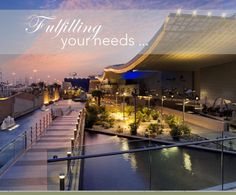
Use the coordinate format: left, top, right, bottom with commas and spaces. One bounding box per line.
0, 111, 52, 151
48, 136, 236, 163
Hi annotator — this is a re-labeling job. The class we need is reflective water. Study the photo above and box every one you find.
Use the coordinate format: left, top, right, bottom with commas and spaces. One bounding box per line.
0, 109, 50, 149
81, 132, 236, 190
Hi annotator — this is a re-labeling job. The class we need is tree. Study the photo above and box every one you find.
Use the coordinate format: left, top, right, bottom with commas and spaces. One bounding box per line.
92, 90, 103, 107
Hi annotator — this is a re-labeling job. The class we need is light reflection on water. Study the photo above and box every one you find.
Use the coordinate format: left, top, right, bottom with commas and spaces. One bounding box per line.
183, 152, 192, 172
121, 141, 138, 170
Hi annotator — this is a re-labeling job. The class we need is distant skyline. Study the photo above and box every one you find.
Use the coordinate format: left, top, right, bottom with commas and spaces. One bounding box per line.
0, 0, 236, 83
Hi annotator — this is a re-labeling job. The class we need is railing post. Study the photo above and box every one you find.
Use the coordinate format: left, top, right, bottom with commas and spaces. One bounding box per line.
24, 131, 27, 150
221, 131, 224, 191
74, 129, 77, 139
59, 173, 65, 191
67, 152, 72, 174
35, 123, 38, 141
30, 127, 33, 143
40, 120, 42, 135
46, 115, 48, 127
71, 138, 74, 152
43, 117, 46, 130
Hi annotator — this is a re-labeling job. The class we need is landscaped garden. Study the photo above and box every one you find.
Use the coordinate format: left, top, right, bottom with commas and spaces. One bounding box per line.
84, 93, 204, 142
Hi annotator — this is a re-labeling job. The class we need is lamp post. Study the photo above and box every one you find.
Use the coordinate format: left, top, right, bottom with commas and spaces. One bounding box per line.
33, 69, 37, 83
47, 75, 51, 84
59, 173, 65, 191
195, 96, 199, 110
132, 89, 138, 130
148, 95, 152, 108
116, 92, 119, 106
161, 96, 166, 116
183, 98, 190, 124
12, 72, 16, 85
122, 92, 126, 120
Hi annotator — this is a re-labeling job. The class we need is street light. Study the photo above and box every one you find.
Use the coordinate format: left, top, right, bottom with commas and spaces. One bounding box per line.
12, 72, 16, 85
116, 92, 119, 106
148, 95, 152, 108
161, 95, 166, 116
29, 76, 33, 84
183, 98, 190, 124
132, 89, 138, 131
33, 69, 37, 83
47, 75, 51, 84
122, 92, 126, 120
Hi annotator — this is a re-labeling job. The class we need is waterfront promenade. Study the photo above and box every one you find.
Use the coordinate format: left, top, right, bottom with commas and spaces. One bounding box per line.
0, 101, 84, 191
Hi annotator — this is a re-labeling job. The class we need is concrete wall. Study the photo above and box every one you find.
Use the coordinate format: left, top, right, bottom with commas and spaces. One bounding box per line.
14, 97, 34, 116
200, 62, 236, 106
0, 98, 14, 122
0, 92, 43, 122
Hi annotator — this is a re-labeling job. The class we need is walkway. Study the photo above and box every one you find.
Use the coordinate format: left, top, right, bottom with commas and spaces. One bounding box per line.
0, 109, 82, 191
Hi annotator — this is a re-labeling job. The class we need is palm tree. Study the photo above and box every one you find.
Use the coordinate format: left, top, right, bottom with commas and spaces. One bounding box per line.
92, 90, 103, 107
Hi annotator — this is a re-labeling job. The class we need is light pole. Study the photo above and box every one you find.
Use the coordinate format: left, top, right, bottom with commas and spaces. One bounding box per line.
132, 89, 138, 130
122, 92, 126, 120
33, 69, 37, 83
195, 96, 199, 110
161, 95, 166, 116
29, 76, 33, 84
183, 98, 190, 124
47, 75, 51, 85
116, 92, 119, 106
148, 95, 152, 108
12, 72, 16, 85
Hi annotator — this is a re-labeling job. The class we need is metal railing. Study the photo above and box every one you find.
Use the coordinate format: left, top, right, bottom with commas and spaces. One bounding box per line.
47, 108, 86, 191
0, 111, 52, 175
48, 132, 236, 191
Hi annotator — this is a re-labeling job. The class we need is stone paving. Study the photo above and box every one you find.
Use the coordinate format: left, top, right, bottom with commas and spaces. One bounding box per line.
0, 109, 81, 191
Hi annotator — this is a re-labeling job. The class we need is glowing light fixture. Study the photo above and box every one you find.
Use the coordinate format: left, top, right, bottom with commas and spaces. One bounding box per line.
177, 8, 182, 15
192, 10, 197, 16
222, 13, 226, 18
207, 11, 212, 17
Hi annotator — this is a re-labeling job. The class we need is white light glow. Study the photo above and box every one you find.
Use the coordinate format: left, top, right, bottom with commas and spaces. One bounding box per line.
192, 10, 197, 16
177, 9, 182, 15
8, 124, 20, 131
207, 11, 212, 17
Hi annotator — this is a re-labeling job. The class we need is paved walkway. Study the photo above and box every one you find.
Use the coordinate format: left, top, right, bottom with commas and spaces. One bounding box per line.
0, 111, 80, 191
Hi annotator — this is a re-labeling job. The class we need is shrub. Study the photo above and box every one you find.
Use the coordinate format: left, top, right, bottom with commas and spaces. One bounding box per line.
97, 105, 105, 113
129, 122, 139, 135
179, 124, 191, 137
125, 106, 134, 116
165, 114, 181, 128
99, 110, 110, 121
136, 111, 144, 123
117, 126, 123, 133
142, 107, 151, 116
146, 123, 163, 135
170, 125, 183, 141
85, 105, 98, 128
169, 123, 191, 141
96, 106, 114, 129
150, 110, 161, 120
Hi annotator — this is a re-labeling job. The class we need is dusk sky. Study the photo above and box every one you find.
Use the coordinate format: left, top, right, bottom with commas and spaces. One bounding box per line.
0, 0, 236, 83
